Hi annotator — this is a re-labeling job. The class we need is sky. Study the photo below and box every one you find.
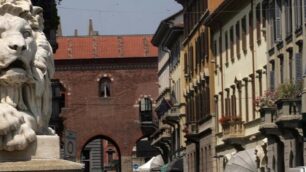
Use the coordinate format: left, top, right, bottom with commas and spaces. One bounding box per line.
57, 0, 182, 36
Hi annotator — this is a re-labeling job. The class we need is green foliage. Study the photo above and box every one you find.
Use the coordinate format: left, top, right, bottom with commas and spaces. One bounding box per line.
277, 82, 303, 99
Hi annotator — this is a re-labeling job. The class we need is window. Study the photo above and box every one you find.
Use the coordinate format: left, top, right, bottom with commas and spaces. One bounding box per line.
295, 49, 303, 83
236, 21, 240, 58
225, 31, 229, 64
270, 61, 275, 90
139, 97, 152, 112
230, 26, 234, 61
241, 16, 247, 52
244, 79, 249, 122
99, 77, 111, 97
289, 51, 293, 82
285, 0, 293, 37
139, 97, 152, 122
256, 3, 261, 42
295, 0, 303, 30
258, 72, 263, 96
188, 46, 194, 77
279, 56, 284, 83
249, 10, 254, 48
231, 87, 236, 117
274, 0, 282, 42
237, 83, 242, 116
225, 89, 231, 116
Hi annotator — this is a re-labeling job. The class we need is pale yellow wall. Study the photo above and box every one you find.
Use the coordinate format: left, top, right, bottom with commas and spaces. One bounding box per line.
212, 0, 268, 137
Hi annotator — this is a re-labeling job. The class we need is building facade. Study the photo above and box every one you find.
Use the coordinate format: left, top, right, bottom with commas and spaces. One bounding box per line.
53, 33, 158, 172
206, 0, 269, 171
259, 0, 306, 171
150, 10, 186, 171
174, 0, 216, 171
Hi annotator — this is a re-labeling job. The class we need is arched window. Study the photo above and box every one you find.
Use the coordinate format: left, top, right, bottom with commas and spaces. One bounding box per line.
139, 97, 152, 112
99, 77, 111, 97
139, 97, 152, 122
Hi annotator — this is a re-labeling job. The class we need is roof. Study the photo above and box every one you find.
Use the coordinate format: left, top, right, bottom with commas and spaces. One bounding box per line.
205, 0, 249, 27
151, 10, 183, 46
54, 35, 158, 60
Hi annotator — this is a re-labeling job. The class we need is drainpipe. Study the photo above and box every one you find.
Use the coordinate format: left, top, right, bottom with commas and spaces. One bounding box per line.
250, 0, 256, 120
219, 24, 224, 117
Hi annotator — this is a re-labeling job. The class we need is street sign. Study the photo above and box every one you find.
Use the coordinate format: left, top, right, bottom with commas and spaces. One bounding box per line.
64, 130, 77, 161
133, 164, 139, 170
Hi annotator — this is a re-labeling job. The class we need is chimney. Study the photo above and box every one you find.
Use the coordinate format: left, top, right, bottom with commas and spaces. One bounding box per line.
56, 21, 63, 37
88, 19, 94, 36
74, 29, 78, 36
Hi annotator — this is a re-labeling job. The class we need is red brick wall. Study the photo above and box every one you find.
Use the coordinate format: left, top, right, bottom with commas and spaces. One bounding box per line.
54, 59, 158, 160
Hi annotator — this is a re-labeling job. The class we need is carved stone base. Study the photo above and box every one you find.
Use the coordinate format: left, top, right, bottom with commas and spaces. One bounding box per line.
0, 135, 60, 162
0, 159, 83, 172
0, 135, 83, 171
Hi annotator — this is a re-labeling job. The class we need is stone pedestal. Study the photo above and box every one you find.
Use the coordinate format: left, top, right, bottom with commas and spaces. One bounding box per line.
0, 135, 83, 172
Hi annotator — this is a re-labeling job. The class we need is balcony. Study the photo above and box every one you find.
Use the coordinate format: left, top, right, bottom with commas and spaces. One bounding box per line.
259, 106, 279, 136
222, 119, 245, 145
150, 127, 172, 147
140, 111, 156, 136
162, 107, 180, 124
275, 99, 302, 128
184, 122, 199, 143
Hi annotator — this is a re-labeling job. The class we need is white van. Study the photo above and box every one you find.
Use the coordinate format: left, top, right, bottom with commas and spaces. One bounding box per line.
289, 167, 306, 172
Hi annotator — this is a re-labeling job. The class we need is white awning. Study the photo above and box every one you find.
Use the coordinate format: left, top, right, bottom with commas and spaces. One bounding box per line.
225, 149, 257, 172
138, 155, 164, 172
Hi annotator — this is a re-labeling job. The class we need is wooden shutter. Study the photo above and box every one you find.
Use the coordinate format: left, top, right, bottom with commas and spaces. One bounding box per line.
242, 17, 247, 52
304, 0, 306, 20
295, 53, 303, 83
256, 4, 261, 41
275, 0, 282, 42
225, 31, 229, 63
236, 21, 240, 57
230, 27, 234, 60
249, 10, 254, 48
270, 70, 275, 90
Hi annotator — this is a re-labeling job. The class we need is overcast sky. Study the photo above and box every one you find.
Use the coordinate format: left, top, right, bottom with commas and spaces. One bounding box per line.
57, 0, 182, 36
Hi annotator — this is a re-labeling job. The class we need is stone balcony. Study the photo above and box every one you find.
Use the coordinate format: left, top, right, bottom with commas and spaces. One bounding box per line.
274, 99, 302, 128
259, 98, 302, 136
150, 127, 172, 146
222, 119, 245, 144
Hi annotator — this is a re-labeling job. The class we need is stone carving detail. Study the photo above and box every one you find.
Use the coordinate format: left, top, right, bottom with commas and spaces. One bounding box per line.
0, 0, 54, 151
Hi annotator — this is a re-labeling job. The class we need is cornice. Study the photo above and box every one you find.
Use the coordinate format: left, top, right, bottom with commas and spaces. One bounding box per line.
55, 62, 157, 71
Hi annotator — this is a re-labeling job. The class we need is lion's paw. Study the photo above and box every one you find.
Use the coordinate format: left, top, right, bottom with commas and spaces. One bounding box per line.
0, 103, 24, 135
1, 123, 36, 151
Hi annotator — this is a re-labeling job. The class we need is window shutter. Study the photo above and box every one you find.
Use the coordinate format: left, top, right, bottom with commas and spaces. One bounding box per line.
295, 53, 303, 83
270, 71, 275, 90
242, 17, 247, 52
275, 0, 282, 42
304, 0, 306, 19
249, 11, 254, 48
256, 4, 261, 41
236, 21, 240, 56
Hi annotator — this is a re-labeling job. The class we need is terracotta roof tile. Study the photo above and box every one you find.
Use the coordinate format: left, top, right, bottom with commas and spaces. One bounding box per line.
54, 35, 157, 60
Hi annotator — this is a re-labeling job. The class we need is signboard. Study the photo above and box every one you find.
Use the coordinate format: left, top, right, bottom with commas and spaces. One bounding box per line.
64, 130, 77, 161
133, 163, 139, 171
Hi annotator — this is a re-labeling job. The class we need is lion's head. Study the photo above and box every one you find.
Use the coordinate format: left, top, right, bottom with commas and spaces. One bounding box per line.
0, 13, 37, 84
0, 0, 55, 151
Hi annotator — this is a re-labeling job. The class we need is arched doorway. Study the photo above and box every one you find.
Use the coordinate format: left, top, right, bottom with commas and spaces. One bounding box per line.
81, 136, 121, 172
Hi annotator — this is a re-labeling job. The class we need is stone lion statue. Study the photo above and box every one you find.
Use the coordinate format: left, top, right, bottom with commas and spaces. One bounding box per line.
0, 0, 54, 151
